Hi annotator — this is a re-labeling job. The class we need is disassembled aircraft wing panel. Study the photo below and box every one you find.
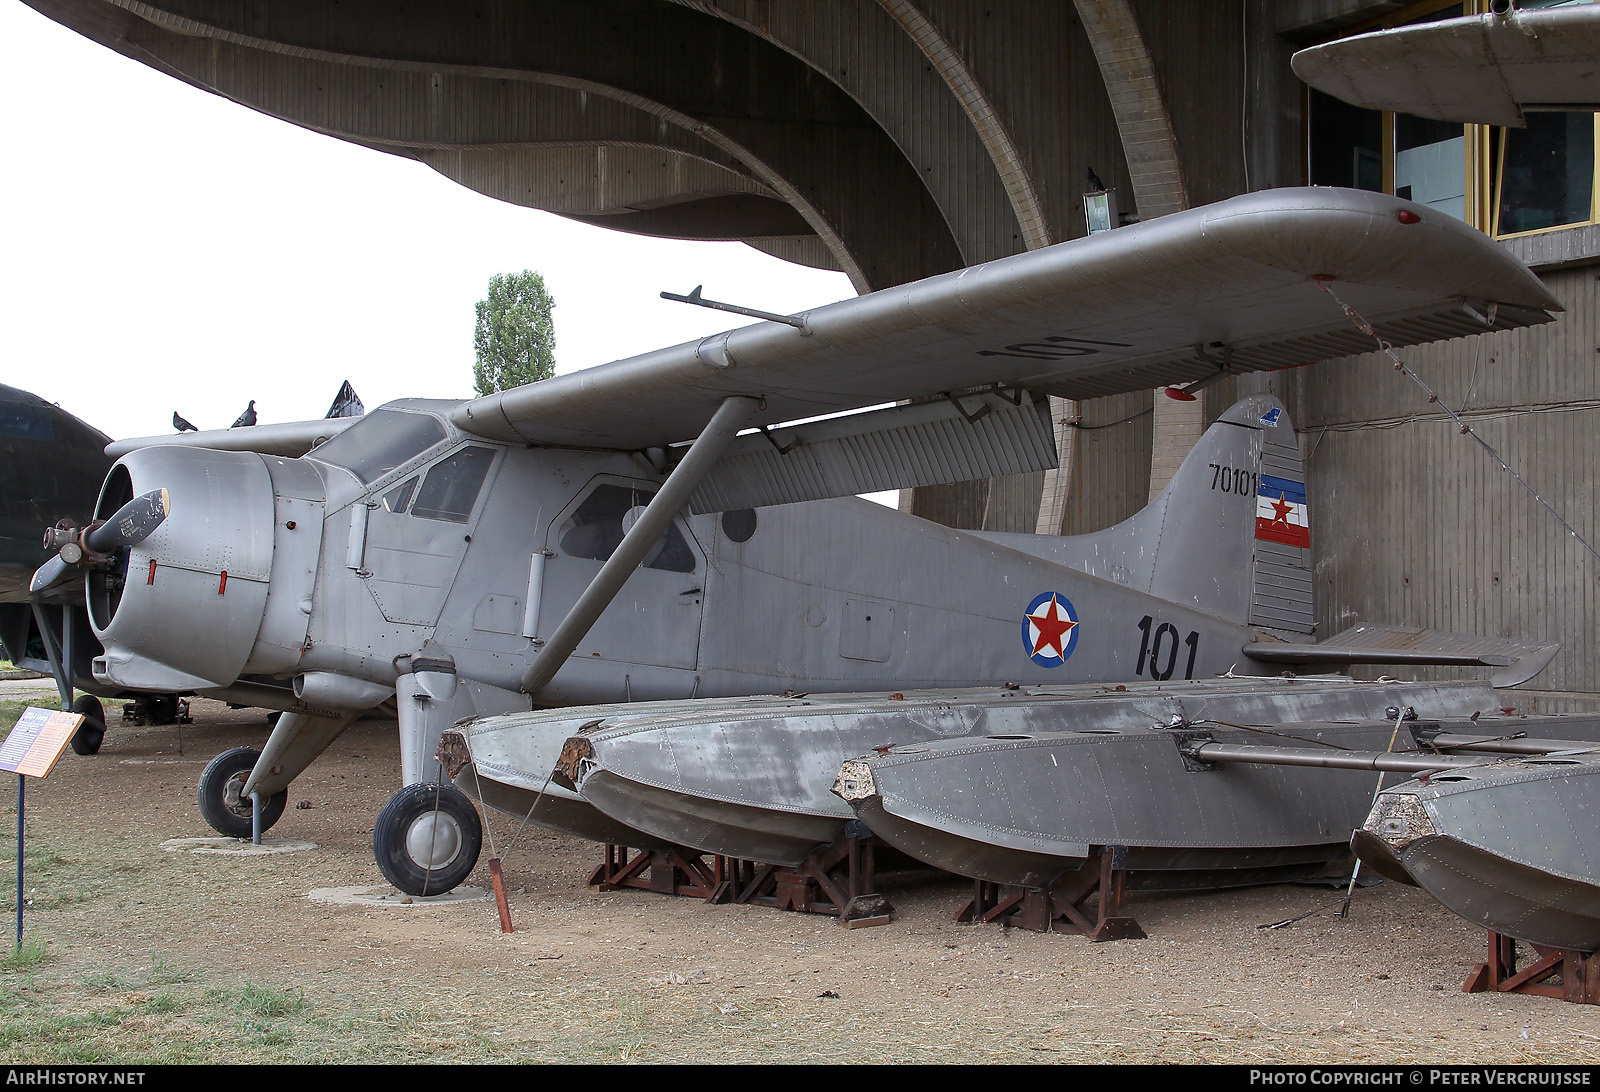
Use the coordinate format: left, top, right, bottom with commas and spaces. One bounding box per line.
518, 676, 1498, 869
1355, 754, 1600, 951
1292, 6, 1600, 128
836, 699, 1600, 894
453, 188, 1558, 452
105, 416, 360, 459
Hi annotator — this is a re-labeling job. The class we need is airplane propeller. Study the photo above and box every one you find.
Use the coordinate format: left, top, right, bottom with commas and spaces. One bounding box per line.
30, 488, 171, 595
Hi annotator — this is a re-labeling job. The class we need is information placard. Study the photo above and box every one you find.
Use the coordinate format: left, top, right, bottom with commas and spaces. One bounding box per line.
0, 707, 82, 779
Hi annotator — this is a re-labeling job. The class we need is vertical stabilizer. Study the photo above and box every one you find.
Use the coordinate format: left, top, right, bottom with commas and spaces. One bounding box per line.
979, 395, 1313, 632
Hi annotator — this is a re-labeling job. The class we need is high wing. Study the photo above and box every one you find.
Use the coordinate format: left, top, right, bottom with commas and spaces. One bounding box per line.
1292, 5, 1600, 128
453, 187, 1558, 453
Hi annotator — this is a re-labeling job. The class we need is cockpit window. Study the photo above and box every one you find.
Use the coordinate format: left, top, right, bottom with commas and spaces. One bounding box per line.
411, 446, 495, 523
558, 484, 697, 573
306, 410, 446, 484
382, 476, 417, 514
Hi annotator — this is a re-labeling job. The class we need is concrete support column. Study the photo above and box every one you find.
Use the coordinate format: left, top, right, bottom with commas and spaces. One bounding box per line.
1072, 0, 1201, 509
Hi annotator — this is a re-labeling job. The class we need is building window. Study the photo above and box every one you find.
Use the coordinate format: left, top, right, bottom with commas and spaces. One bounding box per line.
1491, 112, 1598, 236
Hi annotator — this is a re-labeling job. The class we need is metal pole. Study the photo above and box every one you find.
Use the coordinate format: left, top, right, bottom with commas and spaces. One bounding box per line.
250, 792, 262, 845
1183, 743, 1488, 773
521, 396, 759, 695
15, 774, 23, 948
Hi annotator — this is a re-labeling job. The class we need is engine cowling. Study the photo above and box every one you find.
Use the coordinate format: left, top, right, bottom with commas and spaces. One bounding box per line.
89, 445, 324, 692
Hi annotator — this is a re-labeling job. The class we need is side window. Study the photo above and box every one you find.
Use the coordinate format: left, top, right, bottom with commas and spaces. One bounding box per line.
382, 476, 418, 514
557, 484, 697, 573
411, 447, 495, 523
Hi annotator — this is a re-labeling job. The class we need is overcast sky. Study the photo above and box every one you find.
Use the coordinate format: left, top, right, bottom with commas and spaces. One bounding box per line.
0, 2, 854, 440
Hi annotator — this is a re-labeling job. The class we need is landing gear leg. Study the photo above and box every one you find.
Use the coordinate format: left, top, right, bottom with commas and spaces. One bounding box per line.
198, 747, 287, 839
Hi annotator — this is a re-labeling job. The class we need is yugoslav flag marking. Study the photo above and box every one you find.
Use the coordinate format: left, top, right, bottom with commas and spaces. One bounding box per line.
1255, 474, 1309, 548
1021, 591, 1080, 668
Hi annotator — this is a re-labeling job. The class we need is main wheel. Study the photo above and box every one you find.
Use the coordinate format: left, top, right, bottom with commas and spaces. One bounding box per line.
68, 695, 105, 756
197, 747, 287, 839
373, 783, 482, 896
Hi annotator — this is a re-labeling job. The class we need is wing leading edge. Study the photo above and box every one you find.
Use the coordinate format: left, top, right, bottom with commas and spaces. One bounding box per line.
453, 187, 1558, 453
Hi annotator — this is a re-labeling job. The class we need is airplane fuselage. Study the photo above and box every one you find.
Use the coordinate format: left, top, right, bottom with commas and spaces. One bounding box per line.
88, 399, 1273, 716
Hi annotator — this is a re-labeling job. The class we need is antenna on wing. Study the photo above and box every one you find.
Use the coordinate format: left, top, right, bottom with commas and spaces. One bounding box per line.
661, 284, 808, 330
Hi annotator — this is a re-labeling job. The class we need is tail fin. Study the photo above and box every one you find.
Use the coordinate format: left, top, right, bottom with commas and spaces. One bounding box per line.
1003, 395, 1313, 632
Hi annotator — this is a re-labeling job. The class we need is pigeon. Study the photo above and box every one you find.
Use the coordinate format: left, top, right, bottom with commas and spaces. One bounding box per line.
172, 411, 198, 432
1086, 166, 1106, 192
231, 400, 258, 428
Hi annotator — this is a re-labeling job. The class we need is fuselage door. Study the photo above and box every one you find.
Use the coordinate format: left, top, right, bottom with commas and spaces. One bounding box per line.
540, 478, 705, 669
363, 444, 498, 626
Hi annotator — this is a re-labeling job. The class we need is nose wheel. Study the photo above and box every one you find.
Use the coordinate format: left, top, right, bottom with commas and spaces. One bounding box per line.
198, 747, 287, 839
373, 783, 483, 896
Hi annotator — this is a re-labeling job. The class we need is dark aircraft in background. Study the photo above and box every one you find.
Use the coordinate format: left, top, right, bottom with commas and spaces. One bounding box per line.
0, 383, 122, 750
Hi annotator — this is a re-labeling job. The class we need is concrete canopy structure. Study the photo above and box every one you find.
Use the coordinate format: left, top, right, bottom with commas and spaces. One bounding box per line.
28, 1, 1600, 706
30, 0, 1277, 537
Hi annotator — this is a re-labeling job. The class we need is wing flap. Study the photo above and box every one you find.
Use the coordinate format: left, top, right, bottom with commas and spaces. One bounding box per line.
453, 188, 1559, 452
687, 391, 1056, 513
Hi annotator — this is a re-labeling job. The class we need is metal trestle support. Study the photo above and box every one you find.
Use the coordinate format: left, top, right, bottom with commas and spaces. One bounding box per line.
1464, 931, 1600, 1004
586, 825, 895, 927
955, 846, 1146, 941
587, 844, 726, 901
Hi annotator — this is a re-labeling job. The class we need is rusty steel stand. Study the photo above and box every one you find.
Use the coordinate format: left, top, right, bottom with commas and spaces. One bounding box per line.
723, 828, 893, 927
587, 844, 728, 901
1464, 931, 1600, 1004
955, 846, 1145, 941
585, 825, 894, 927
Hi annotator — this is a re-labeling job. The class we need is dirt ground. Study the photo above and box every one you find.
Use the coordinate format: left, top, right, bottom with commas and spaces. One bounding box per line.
0, 681, 1596, 1064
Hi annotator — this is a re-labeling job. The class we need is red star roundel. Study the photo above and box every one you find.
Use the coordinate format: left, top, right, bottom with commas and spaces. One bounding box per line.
1022, 592, 1080, 667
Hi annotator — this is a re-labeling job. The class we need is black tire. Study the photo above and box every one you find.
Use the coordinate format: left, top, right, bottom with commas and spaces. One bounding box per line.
197, 747, 286, 839
373, 783, 482, 896
69, 695, 105, 756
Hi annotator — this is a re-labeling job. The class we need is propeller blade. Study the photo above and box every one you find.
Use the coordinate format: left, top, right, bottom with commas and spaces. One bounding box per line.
29, 555, 70, 596
84, 488, 171, 554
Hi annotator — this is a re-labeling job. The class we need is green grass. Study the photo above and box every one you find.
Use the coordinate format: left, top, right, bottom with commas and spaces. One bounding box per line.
1, 936, 51, 971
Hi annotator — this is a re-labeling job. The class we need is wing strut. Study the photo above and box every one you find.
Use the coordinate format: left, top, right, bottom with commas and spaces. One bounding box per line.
519, 396, 760, 696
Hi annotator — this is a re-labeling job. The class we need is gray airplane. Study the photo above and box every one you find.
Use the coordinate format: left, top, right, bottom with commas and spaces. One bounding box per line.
31, 187, 1562, 896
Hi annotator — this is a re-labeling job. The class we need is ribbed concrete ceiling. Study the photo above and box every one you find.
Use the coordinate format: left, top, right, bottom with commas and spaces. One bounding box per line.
25, 0, 1169, 293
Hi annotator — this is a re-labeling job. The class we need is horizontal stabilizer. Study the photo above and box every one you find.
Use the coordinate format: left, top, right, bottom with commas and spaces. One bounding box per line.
106, 417, 359, 459
687, 391, 1055, 513
1244, 623, 1561, 688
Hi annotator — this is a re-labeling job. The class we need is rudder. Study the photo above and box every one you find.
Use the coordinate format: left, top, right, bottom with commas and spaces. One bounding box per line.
1019, 394, 1313, 632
